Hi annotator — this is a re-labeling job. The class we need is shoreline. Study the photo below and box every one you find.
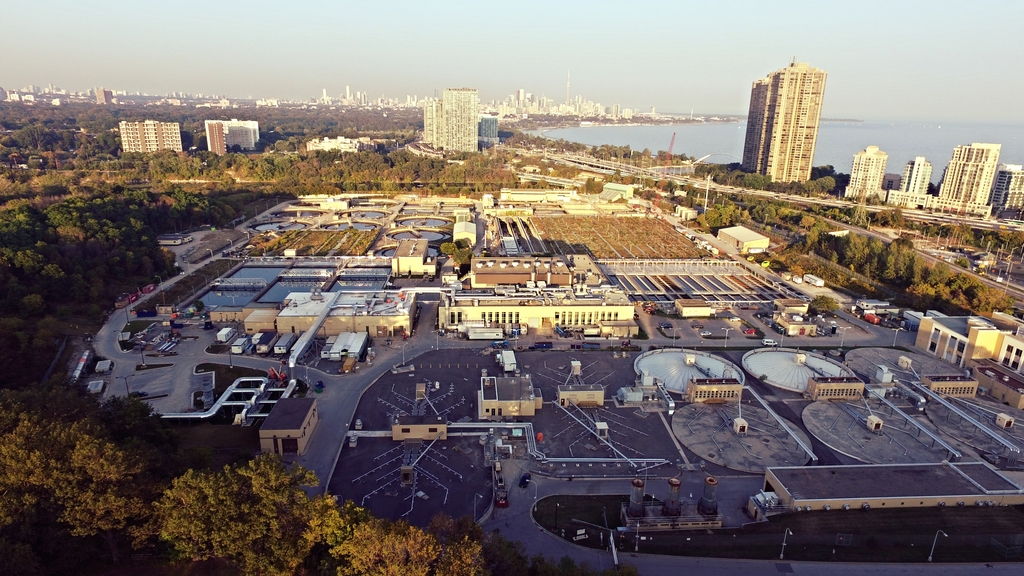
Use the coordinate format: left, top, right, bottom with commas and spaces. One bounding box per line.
531, 119, 742, 137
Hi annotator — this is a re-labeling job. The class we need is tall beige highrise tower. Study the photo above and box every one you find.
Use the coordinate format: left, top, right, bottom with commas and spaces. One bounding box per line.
899, 157, 932, 196
938, 143, 1001, 206
845, 145, 888, 199
441, 88, 479, 153
118, 120, 183, 153
742, 62, 827, 183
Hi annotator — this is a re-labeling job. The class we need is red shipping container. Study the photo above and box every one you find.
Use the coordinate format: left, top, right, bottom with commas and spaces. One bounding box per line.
864, 313, 880, 325
142, 283, 157, 294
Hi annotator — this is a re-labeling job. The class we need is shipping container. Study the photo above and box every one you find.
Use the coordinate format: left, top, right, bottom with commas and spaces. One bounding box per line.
256, 332, 278, 355
533, 341, 553, 350
321, 335, 339, 359
274, 333, 296, 355
216, 327, 237, 343
864, 313, 881, 325
499, 350, 517, 372
342, 357, 356, 373
230, 337, 249, 355
136, 309, 157, 318
142, 283, 157, 294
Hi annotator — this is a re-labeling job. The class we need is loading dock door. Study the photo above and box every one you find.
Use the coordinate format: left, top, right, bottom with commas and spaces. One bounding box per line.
281, 438, 299, 454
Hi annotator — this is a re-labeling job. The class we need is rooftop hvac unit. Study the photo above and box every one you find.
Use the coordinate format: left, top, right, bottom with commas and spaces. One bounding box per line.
794, 353, 806, 365
876, 365, 893, 383
898, 356, 913, 370
685, 354, 696, 366
996, 413, 1015, 429
866, 414, 884, 433
570, 360, 582, 376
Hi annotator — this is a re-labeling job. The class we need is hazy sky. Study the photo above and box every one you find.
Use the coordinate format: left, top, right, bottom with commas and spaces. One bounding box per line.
6, 0, 1024, 123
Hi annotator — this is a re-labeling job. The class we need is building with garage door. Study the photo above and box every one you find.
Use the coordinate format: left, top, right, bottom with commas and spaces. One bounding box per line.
259, 397, 320, 456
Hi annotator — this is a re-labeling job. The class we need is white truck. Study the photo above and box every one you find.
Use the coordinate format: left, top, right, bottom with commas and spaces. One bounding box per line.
802, 274, 825, 287
216, 327, 236, 343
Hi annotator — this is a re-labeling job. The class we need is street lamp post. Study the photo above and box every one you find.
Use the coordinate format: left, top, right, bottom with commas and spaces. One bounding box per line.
892, 327, 904, 347
118, 375, 131, 396
722, 327, 732, 349
780, 528, 793, 560
555, 502, 560, 533
838, 326, 850, 349
402, 343, 407, 366
207, 248, 214, 260
928, 529, 948, 562
473, 493, 483, 522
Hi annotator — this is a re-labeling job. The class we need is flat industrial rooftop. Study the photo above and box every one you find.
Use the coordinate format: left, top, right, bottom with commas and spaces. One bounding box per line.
768, 462, 1021, 500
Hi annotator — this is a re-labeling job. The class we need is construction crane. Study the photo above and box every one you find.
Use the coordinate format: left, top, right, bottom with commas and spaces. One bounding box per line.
666, 132, 676, 163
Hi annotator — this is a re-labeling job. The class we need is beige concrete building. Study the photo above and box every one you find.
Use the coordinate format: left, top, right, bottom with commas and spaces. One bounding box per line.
557, 384, 604, 407
716, 225, 770, 254
806, 376, 864, 401
259, 398, 319, 455
916, 315, 1004, 368
773, 299, 809, 315
478, 374, 541, 420
845, 146, 888, 200
742, 62, 827, 183
262, 291, 414, 339
391, 239, 435, 277
687, 378, 743, 404
973, 360, 1024, 410
938, 143, 1001, 206
748, 462, 1024, 521
469, 256, 572, 288
439, 288, 635, 336
391, 415, 447, 441
774, 312, 818, 337
674, 299, 714, 318
119, 120, 183, 153
921, 374, 979, 398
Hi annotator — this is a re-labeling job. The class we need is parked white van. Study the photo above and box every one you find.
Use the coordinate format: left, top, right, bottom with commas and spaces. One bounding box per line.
761, 338, 778, 346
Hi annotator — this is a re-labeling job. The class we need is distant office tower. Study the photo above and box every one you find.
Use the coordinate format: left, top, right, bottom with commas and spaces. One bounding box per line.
442, 88, 480, 153
938, 143, 1001, 206
422, 99, 445, 147
742, 62, 827, 183
844, 145, 888, 199
478, 114, 499, 147
899, 157, 932, 196
118, 120, 182, 153
95, 86, 113, 105
991, 164, 1024, 209
204, 119, 260, 155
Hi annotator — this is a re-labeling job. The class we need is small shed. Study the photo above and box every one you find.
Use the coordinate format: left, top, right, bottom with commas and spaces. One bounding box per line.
259, 398, 319, 456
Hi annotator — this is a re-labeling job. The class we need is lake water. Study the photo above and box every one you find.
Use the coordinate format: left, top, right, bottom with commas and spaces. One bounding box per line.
537, 121, 1024, 182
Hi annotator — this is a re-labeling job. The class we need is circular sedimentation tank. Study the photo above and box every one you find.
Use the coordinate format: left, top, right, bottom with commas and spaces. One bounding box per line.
741, 347, 854, 393
633, 348, 744, 394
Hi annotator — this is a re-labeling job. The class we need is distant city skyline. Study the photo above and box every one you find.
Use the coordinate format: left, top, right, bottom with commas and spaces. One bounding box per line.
3, 1, 1024, 123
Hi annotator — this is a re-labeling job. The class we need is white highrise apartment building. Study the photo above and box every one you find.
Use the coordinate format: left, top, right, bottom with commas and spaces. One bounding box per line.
422, 99, 444, 148
844, 145, 888, 199
991, 164, 1024, 209
204, 119, 260, 155
899, 157, 932, 196
938, 143, 1001, 206
442, 88, 479, 153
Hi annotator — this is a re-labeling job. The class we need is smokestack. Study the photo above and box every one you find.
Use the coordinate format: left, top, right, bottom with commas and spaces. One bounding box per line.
698, 476, 718, 515
662, 477, 682, 516
627, 478, 645, 517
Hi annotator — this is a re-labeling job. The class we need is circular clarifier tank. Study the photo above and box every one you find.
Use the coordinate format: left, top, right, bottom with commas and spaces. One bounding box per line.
633, 348, 744, 394
742, 348, 855, 393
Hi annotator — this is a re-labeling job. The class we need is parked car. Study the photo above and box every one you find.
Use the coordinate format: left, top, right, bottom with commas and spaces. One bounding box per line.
743, 328, 757, 335
658, 322, 672, 329
699, 330, 713, 337
519, 473, 532, 488
691, 323, 704, 329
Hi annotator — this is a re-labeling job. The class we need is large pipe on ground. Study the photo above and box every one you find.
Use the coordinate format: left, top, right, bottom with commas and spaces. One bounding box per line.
627, 478, 645, 517
698, 476, 719, 515
662, 477, 682, 516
